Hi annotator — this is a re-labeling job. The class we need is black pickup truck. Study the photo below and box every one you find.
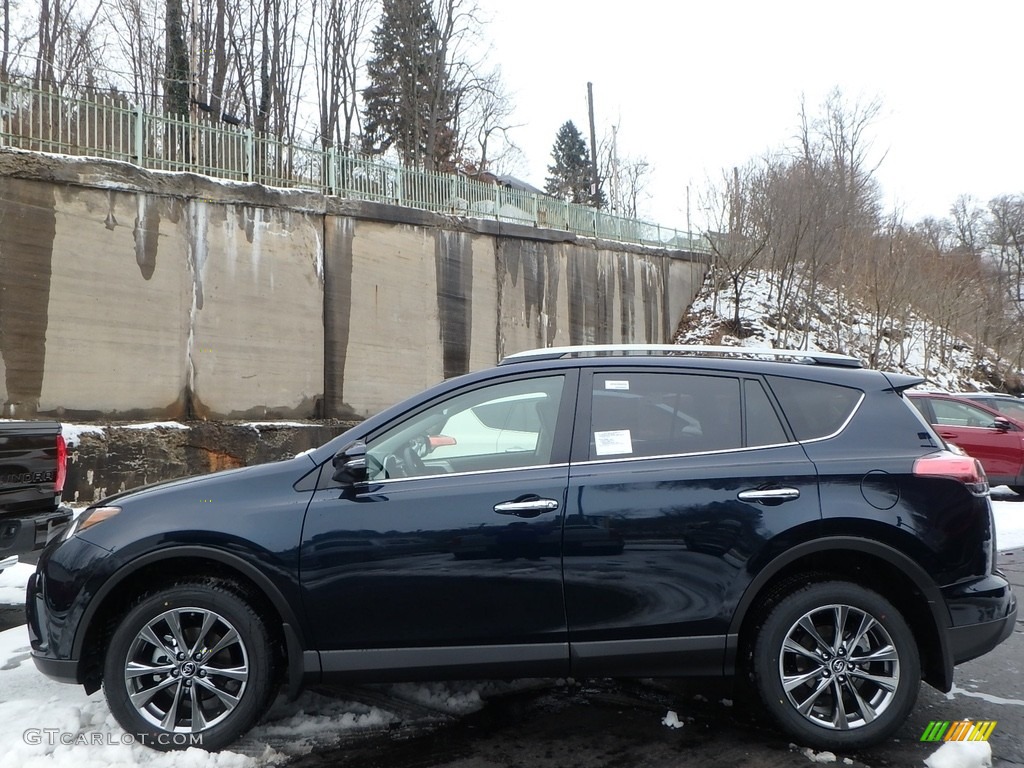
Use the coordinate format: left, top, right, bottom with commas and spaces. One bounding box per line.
0, 421, 72, 573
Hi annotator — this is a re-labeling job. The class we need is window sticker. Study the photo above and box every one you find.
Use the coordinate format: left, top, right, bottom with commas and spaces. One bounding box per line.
594, 429, 633, 456
604, 380, 630, 390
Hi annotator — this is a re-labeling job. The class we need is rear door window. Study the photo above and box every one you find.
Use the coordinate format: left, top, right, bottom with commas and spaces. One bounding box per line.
766, 376, 862, 440
588, 373, 742, 459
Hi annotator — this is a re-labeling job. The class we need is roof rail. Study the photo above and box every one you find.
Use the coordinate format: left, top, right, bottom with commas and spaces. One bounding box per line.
499, 344, 863, 368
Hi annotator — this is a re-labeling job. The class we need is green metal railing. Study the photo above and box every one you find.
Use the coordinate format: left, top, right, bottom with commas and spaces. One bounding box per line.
0, 81, 709, 251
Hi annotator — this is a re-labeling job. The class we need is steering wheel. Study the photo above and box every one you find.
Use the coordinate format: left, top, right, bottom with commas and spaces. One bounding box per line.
382, 453, 405, 478
400, 440, 427, 475
381, 436, 428, 478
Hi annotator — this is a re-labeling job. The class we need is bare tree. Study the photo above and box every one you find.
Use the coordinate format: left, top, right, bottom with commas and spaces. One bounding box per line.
34, 0, 105, 91
950, 194, 985, 256
702, 164, 770, 334
1, 0, 10, 81
101, 0, 165, 112
987, 194, 1024, 313
310, 0, 372, 151
457, 66, 520, 173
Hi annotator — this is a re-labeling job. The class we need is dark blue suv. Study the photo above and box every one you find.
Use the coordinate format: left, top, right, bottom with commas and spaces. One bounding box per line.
27, 345, 1016, 751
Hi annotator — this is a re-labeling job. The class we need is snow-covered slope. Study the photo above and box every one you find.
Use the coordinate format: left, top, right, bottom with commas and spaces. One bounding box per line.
676, 270, 1017, 391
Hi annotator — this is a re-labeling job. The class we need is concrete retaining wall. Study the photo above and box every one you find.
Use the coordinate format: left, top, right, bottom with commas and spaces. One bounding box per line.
0, 150, 708, 421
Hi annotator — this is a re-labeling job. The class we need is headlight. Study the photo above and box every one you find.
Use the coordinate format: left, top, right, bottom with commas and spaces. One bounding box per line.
63, 506, 121, 540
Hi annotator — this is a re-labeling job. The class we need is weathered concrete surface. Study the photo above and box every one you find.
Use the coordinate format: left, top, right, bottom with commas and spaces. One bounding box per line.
0, 149, 709, 421
63, 421, 356, 503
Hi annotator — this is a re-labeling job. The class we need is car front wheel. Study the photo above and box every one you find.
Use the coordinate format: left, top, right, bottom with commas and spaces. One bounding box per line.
753, 581, 920, 749
103, 581, 275, 751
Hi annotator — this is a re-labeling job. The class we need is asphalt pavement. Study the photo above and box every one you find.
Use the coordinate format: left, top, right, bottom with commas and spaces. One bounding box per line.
3, 548, 1023, 766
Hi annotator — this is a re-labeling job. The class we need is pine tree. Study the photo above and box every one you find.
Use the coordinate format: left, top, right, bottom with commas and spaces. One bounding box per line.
545, 121, 597, 205
362, 0, 455, 169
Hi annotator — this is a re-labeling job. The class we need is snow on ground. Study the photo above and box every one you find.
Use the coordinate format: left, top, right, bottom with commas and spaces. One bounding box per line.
992, 491, 1024, 550
924, 741, 993, 768
0, 620, 492, 768
0, 562, 35, 605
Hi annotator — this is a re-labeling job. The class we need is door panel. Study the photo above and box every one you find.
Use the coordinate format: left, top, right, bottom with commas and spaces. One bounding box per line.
299, 372, 576, 675
301, 467, 569, 653
562, 369, 820, 677
924, 397, 1023, 480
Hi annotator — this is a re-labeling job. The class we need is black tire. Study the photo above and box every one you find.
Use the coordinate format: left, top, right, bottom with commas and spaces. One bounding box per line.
102, 581, 275, 751
752, 581, 920, 750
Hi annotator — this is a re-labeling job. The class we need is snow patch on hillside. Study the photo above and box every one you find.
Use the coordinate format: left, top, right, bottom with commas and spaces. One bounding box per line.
677, 270, 1014, 391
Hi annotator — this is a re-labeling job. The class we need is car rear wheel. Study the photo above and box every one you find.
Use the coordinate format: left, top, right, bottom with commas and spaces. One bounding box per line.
103, 581, 275, 751
753, 581, 920, 749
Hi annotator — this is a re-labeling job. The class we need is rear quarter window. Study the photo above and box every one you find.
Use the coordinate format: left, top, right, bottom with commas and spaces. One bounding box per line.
766, 376, 862, 440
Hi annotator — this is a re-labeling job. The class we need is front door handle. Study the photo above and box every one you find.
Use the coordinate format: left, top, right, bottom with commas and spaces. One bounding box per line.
737, 487, 801, 504
494, 497, 559, 517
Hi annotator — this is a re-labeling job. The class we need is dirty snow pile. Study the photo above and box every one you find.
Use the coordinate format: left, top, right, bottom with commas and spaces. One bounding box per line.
924, 741, 993, 768
0, 619, 498, 768
677, 270, 1014, 391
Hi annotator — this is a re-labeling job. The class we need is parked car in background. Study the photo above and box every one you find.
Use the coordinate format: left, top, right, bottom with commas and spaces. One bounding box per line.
956, 392, 1024, 423
28, 346, 1015, 752
907, 392, 1024, 495
0, 420, 72, 574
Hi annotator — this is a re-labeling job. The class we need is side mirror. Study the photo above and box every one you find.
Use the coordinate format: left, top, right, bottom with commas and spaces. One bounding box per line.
332, 440, 369, 485
992, 417, 1013, 432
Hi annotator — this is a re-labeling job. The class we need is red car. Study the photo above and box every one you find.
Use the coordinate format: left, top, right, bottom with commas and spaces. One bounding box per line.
908, 392, 1024, 494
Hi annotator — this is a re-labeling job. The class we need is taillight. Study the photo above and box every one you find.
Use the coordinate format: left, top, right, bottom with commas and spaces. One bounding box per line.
913, 451, 989, 495
55, 434, 67, 495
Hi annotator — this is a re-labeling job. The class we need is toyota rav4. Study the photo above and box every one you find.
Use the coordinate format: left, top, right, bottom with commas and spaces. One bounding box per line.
27, 345, 1016, 751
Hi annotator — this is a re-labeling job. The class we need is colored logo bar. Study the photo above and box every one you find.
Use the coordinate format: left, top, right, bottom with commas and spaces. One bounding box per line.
920, 720, 997, 742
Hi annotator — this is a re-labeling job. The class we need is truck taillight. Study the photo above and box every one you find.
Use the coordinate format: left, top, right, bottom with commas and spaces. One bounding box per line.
55, 434, 67, 494
913, 451, 989, 495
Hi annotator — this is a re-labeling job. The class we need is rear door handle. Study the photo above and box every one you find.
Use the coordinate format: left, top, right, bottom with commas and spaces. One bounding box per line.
737, 487, 801, 504
494, 497, 559, 517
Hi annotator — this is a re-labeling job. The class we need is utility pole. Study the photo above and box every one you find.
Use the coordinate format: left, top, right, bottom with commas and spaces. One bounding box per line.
587, 82, 600, 208
610, 124, 619, 215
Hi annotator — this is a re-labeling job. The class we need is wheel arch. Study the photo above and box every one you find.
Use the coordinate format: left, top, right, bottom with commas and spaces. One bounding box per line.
75, 546, 312, 693
728, 536, 953, 691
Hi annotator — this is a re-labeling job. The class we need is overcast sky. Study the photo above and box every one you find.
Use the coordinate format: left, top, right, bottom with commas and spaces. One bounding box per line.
479, 0, 1024, 232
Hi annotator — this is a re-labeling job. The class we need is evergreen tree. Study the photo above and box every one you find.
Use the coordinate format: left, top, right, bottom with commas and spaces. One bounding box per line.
545, 121, 597, 205
362, 0, 455, 169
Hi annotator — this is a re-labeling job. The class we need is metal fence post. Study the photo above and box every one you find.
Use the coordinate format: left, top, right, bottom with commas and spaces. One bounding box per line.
395, 163, 403, 206
244, 129, 254, 182
133, 105, 144, 166
327, 146, 337, 195
495, 184, 501, 220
